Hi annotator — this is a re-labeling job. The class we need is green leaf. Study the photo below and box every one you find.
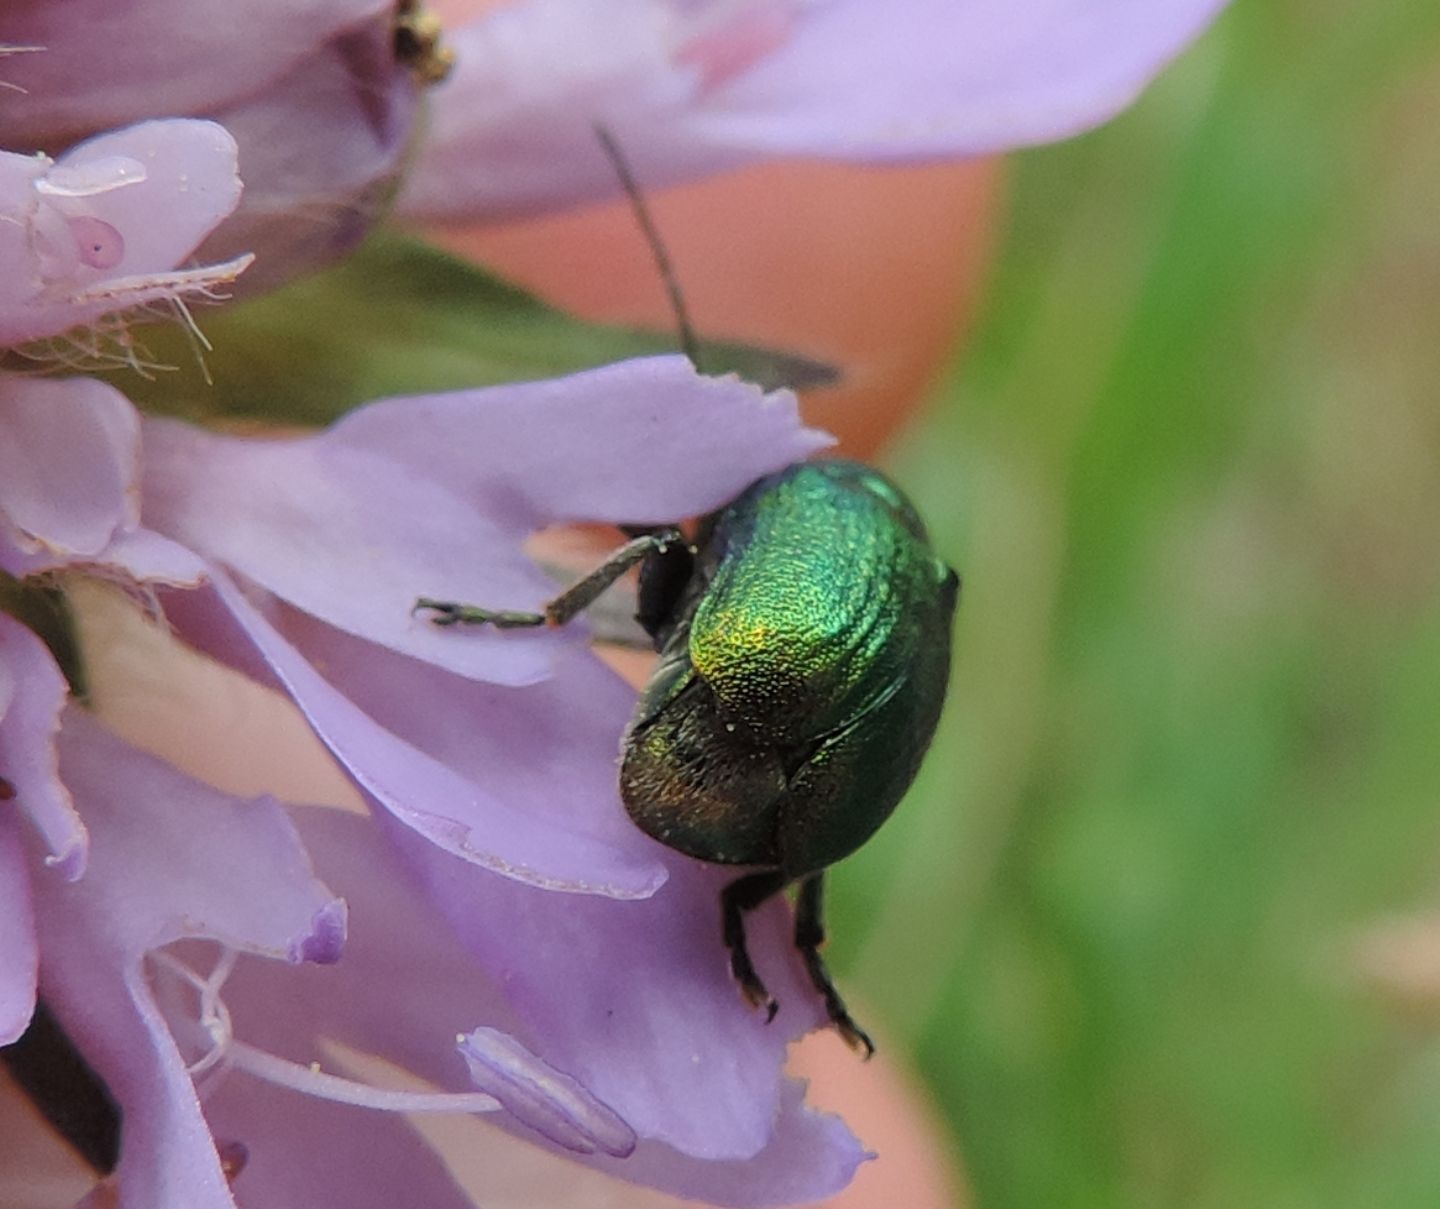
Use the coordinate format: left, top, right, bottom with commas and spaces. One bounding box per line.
100, 233, 837, 426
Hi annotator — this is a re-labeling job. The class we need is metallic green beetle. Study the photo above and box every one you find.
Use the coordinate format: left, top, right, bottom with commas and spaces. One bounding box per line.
418, 457, 958, 1055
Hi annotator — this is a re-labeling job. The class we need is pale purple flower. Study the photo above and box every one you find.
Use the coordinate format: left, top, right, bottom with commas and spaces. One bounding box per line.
400, 0, 1232, 218
1, 357, 865, 1206
184, 29, 421, 290
0, 1, 418, 286
1, 399, 529, 1207
0, 2, 388, 141
32, 710, 347, 1209
0, 118, 248, 356
0, 5, 1236, 1203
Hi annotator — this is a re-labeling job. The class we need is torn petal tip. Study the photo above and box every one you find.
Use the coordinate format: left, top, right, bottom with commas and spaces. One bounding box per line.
290, 898, 347, 964
45, 835, 89, 882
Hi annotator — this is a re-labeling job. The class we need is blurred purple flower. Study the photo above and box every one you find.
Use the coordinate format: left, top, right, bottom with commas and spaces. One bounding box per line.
0, 2, 388, 141
0, 1, 418, 287
400, 0, 1232, 218
3, 0, 1227, 274
0, 357, 865, 1207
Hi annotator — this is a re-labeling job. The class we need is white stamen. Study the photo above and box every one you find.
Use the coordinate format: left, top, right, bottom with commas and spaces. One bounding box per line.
148, 945, 504, 1117
13, 253, 252, 378
148, 948, 235, 1078
223, 1041, 503, 1115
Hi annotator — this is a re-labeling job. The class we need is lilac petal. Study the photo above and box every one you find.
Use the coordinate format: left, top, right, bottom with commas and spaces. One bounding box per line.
399, 0, 722, 219
0, 377, 208, 584
0, 376, 138, 573
141, 357, 830, 686
94, 529, 210, 588
0, 822, 37, 1044
408, 1082, 866, 1209
401, 0, 1227, 219
0, 615, 85, 878
208, 806, 864, 1205
32, 708, 344, 1209
0, 151, 52, 308
682, 0, 1231, 156
140, 414, 566, 690
48, 707, 345, 971
0, 1, 388, 145
324, 356, 834, 528
387, 812, 830, 1161
197, 1080, 484, 1209
269, 600, 651, 856
0, 119, 248, 347
636, 1080, 869, 1209
47, 121, 242, 281
156, 576, 668, 898
190, 821, 533, 1209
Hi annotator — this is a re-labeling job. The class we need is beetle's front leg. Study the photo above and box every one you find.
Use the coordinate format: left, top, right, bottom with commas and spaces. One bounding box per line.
720, 870, 788, 1022
415, 527, 685, 630
413, 599, 547, 628
795, 874, 875, 1058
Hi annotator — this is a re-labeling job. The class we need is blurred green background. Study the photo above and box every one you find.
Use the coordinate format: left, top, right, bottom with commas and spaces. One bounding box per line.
829, 3, 1440, 1206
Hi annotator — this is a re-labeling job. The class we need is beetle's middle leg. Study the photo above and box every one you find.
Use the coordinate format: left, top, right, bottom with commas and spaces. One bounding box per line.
795, 874, 875, 1058
415, 527, 685, 629
720, 870, 788, 1022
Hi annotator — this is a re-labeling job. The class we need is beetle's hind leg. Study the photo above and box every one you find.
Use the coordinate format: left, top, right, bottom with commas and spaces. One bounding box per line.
721, 870, 788, 1023
795, 874, 875, 1058
415, 528, 685, 630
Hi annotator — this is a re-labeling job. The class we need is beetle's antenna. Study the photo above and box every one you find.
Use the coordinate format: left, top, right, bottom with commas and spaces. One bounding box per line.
593, 124, 704, 371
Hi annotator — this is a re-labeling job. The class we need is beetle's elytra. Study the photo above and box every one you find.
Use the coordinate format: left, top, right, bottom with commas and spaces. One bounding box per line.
418, 457, 958, 1055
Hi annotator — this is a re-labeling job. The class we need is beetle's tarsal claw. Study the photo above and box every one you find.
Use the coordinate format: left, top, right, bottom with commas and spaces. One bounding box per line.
413, 597, 458, 623
730, 952, 775, 1016
720, 870, 788, 1025
412, 598, 546, 629
803, 964, 877, 1056
794, 873, 877, 1056
834, 1014, 876, 1059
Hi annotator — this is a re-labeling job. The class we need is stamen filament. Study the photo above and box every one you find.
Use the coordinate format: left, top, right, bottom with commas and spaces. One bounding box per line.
150, 945, 503, 1121
225, 1041, 502, 1115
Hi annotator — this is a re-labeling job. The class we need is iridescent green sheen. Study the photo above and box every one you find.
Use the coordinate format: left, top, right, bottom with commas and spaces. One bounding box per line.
620, 459, 958, 878
418, 454, 957, 1051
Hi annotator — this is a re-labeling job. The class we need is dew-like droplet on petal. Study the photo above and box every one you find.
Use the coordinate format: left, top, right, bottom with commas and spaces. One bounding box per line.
67, 216, 125, 270
36, 156, 146, 199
